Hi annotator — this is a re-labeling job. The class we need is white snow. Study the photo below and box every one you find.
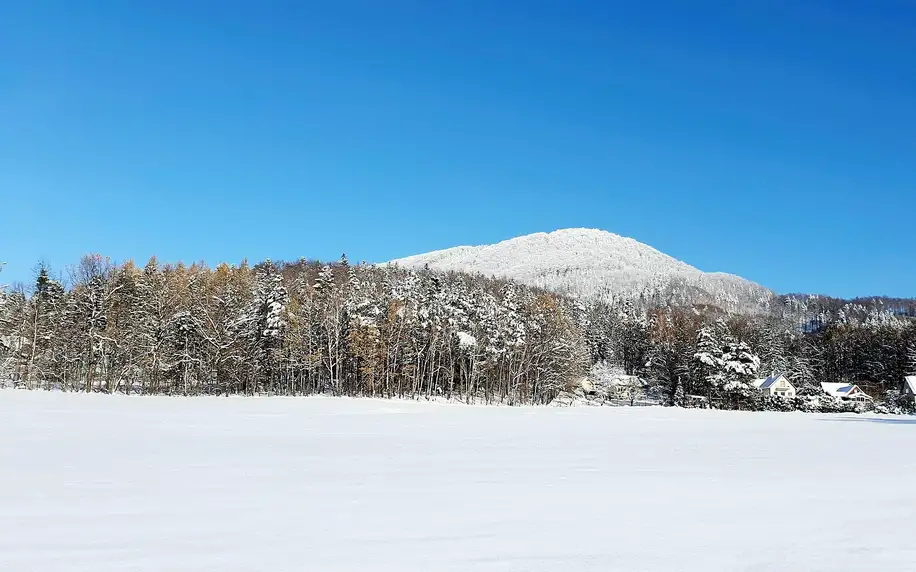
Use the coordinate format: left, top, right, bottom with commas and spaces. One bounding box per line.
389, 228, 772, 310
2, 390, 915, 571
456, 331, 477, 349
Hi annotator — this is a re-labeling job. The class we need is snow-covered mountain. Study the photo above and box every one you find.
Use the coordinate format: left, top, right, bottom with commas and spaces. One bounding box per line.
390, 228, 773, 311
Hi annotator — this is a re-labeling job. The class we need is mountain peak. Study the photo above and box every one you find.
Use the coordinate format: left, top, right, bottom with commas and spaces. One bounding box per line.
390, 229, 772, 311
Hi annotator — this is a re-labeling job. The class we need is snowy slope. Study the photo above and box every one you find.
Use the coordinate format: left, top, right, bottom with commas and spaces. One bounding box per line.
2, 390, 915, 571
391, 228, 772, 311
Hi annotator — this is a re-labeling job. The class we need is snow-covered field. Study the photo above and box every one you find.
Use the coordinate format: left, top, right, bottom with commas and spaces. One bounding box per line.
1, 391, 915, 571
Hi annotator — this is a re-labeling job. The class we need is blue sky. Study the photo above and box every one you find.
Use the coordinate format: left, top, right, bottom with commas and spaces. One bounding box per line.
1, 0, 914, 297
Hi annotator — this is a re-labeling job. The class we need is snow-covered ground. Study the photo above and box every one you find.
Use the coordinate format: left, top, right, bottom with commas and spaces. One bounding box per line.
1, 391, 914, 571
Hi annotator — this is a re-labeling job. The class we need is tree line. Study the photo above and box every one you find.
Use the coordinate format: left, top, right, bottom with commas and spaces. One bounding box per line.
0, 255, 586, 403
585, 298, 916, 409
1, 254, 914, 408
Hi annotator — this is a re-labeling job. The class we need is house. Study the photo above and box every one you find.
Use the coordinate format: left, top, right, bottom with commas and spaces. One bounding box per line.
820, 382, 873, 403
751, 374, 796, 398
576, 373, 643, 399
578, 377, 596, 395
608, 375, 645, 400
571, 373, 653, 406
903, 376, 916, 404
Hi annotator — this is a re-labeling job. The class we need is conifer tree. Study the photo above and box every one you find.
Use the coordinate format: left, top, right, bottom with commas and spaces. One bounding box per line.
906, 341, 916, 376
22, 266, 65, 389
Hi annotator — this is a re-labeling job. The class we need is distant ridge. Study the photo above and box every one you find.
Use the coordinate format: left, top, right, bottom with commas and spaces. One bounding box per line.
390, 228, 773, 311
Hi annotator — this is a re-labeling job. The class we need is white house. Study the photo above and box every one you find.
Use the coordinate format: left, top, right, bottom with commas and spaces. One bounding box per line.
751, 374, 796, 398
577, 373, 643, 397
608, 375, 645, 400
820, 382, 873, 403
903, 376, 916, 405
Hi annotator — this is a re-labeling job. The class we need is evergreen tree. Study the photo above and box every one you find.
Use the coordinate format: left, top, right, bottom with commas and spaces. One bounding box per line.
612, 301, 650, 376
21, 266, 65, 389
719, 338, 760, 401
646, 308, 693, 404
248, 261, 289, 394
906, 340, 916, 376
692, 324, 724, 398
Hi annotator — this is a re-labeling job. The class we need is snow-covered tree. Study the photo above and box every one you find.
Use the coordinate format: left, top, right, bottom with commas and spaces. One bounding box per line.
907, 341, 916, 376
20, 266, 65, 389
719, 339, 760, 398
691, 320, 760, 404
241, 261, 289, 394
314, 262, 346, 393
611, 301, 650, 376
692, 324, 723, 396
646, 308, 695, 404
0, 251, 910, 408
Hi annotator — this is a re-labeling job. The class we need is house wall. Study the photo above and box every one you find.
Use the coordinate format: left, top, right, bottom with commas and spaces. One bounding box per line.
843, 386, 871, 402
765, 377, 796, 398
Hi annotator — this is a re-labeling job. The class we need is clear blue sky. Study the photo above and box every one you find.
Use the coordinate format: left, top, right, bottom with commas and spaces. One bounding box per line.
2, 0, 914, 298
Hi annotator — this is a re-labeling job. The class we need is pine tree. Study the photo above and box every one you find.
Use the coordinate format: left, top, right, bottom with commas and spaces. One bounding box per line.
758, 322, 791, 377
22, 266, 65, 389
612, 301, 650, 376
103, 262, 143, 393
0, 264, 11, 385
906, 340, 916, 376
135, 257, 171, 394
719, 338, 760, 401
646, 308, 693, 405
165, 309, 203, 395
249, 261, 289, 394
693, 324, 724, 399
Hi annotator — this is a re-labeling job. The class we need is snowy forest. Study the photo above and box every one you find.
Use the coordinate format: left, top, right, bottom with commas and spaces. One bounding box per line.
1, 254, 915, 409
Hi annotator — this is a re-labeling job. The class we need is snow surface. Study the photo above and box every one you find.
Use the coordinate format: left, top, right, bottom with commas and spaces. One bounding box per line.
2, 391, 915, 571
389, 228, 772, 310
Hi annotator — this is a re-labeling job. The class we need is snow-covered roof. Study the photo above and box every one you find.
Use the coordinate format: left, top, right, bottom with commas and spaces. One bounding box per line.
578, 378, 595, 393
905, 376, 916, 394
820, 382, 872, 400
752, 375, 780, 390
761, 377, 780, 390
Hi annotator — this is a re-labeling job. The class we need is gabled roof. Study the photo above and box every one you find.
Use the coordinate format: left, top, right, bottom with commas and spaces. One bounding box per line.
821, 382, 872, 399
821, 382, 848, 396
905, 376, 916, 394
752, 374, 793, 391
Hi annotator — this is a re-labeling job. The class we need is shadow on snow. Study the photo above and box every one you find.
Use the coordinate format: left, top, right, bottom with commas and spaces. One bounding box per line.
822, 416, 916, 425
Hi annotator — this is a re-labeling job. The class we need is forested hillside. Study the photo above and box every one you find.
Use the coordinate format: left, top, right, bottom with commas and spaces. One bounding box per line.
1, 254, 914, 407
391, 229, 774, 312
